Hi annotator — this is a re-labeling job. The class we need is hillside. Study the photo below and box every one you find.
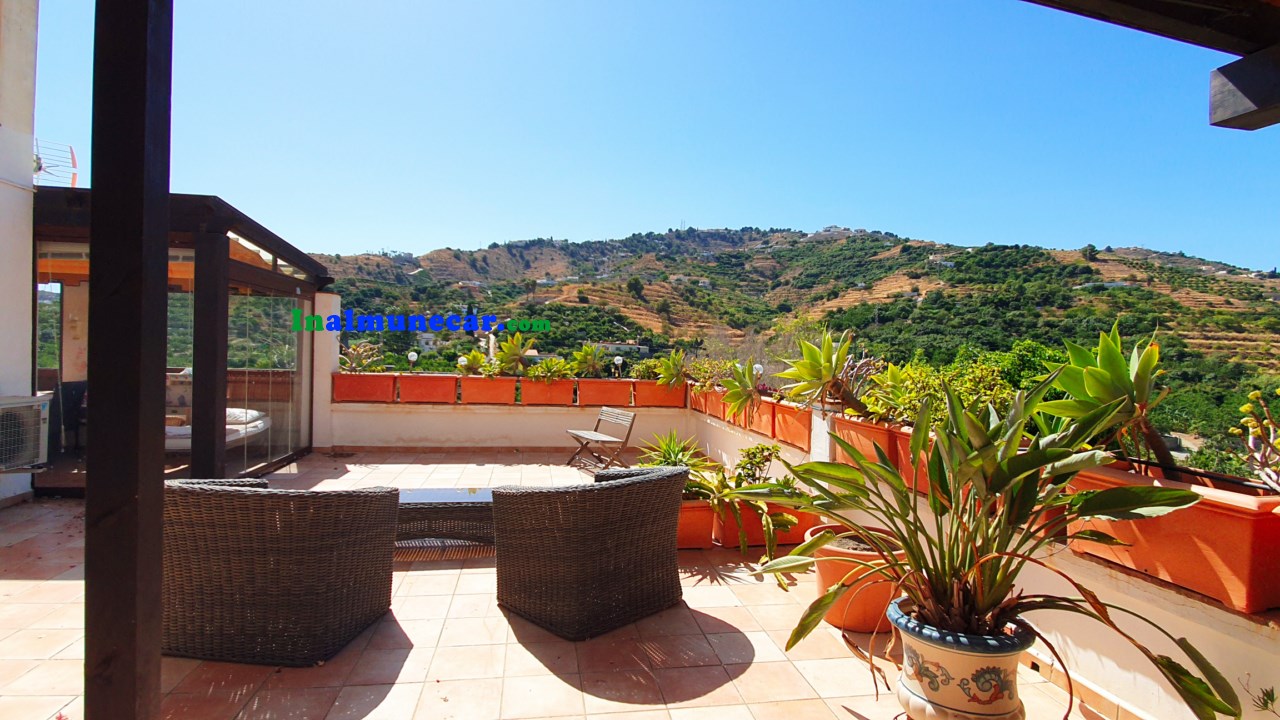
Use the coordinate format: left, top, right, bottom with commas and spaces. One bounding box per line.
310, 228, 1280, 373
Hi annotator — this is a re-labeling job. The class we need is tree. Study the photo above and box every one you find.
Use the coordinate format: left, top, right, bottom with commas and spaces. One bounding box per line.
626, 277, 645, 299
655, 298, 672, 317
1080, 244, 1099, 262
523, 279, 537, 300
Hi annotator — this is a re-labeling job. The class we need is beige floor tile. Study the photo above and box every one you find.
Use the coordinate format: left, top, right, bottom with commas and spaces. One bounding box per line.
654, 666, 744, 708
726, 660, 819, 703
438, 616, 510, 645
345, 647, 433, 686
635, 606, 702, 637
793, 658, 885, 699
748, 698, 839, 720
414, 677, 502, 720
160, 690, 251, 720
501, 673, 585, 719
327, 682, 424, 720
0, 695, 77, 720
0, 658, 82, 695
706, 631, 787, 665
426, 644, 506, 680
0, 629, 81, 660
505, 641, 579, 677
668, 706, 754, 720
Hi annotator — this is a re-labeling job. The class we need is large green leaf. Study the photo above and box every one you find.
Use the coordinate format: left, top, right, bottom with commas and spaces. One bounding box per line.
1038, 399, 1098, 419
1073, 486, 1201, 520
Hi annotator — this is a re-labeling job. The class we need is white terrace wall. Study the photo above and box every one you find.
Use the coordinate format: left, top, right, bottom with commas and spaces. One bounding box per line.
0, 0, 39, 505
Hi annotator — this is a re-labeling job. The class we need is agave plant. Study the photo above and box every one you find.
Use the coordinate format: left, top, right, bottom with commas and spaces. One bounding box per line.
638, 430, 715, 474
722, 360, 765, 424
775, 330, 873, 414
656, 350, 690, 387
1039, 323, 1178, 477
339, 342, 384, 373
456, 349, 488, 376
741, 377, 1239, 720
495, 332, 536, 376
571, 343, 608, 378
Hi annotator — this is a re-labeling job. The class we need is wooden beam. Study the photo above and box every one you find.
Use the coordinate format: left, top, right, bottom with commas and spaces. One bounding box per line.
1021, 0, 1280, 56
1211, 45, 1280, 129
191, 232, 229, 478
85, 1, 173, 719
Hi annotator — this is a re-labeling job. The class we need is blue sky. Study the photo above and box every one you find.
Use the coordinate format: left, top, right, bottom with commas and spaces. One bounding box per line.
34, 1, 1280, 269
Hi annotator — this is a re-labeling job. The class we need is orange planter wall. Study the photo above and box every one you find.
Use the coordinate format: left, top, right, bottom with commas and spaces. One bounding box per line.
397, 374, 457, 404
689, 387, 709, 414
713, 502, 824, 548
577, 379, 632, 406
332, 373, 395, 403
520, 379, 575, 406
634, 381, 687, 408
678, 501, 716, 549
772, 403, 811, 451
702, 390, 725, 420
744, 401, 775, 437
459, 377, 517, 405
831, 416, 897, 465
1069, 465, 1280, 613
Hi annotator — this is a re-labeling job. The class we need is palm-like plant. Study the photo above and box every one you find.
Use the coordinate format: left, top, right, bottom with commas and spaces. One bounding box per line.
1039, 323, 1178, 477
456, 349, 487, 376
744, 377, 1239, 720
525, 357, 573, 381
722, 360, 764, 424
496, 332, 535, 376
572, 343, 608, 378
638, 430, 715, 474
656, 350, 690, 387
775, 330, 871, 414
339, 342, 384, 373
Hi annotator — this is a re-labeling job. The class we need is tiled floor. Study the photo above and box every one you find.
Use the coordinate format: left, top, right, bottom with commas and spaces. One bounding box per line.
1, 451, 1087, 719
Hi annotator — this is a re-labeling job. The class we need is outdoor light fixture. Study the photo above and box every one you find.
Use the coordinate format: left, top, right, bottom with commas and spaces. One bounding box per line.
613, 355, 624, 378
753, 363, 764, 376
457, 355, 468, 367
407, 351, 419, 372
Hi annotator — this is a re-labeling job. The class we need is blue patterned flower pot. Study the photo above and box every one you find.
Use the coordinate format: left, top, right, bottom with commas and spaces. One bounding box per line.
887, 598, 1035, 720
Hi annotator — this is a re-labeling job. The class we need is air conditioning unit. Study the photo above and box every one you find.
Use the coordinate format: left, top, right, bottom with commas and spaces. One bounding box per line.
0, 395, 50, 471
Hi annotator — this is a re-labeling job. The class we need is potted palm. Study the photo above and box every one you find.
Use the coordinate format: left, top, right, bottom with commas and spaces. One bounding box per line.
747, 378, 1241, 720
521, 357, 575, 405
573, 343, 631, 405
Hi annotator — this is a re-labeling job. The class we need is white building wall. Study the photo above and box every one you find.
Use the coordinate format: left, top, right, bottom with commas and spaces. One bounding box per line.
0, 0, 39, 504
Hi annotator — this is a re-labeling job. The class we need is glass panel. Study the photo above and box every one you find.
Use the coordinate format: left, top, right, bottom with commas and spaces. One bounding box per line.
35, 283, 61, 371
277, 258, 311, 282
229, 233, 274, 271
166, 258, 196, 479
226, 288, 306, 476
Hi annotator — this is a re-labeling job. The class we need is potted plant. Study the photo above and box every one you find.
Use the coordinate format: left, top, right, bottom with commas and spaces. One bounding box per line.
333, 342, 395, 402
633, 353, 688, 407
573, 343, 631, 405
639, 431, 718, 549
711, 444, 822, 559
521, 357, 575, 406
750, 379, 1240, 720
777, 332, 885, 453
803, 523, 904, 633
688, 357, 733, 416
722, 360, 774, 435
458, 350, 516, 404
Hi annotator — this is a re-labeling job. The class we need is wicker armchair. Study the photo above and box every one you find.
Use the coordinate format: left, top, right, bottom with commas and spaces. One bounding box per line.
493, 466, 688, 641
162, 479, 399, 666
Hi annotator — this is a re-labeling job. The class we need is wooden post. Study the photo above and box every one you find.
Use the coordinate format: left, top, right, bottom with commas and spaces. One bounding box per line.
85, 1, 173, 719
1211, 45, 1280, 130
192, 231, 229, 478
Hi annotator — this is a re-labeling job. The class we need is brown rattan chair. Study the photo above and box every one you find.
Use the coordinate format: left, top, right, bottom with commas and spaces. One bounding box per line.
162, 479, 398, 666
493, 466, 687, 641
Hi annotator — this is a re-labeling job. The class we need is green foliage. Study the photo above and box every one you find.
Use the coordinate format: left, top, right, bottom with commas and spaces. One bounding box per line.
628, 358, 663, 380
571, 343, 608, 378
688, 357, 734, 391
456, 349, 487, 376
747, 382, 1237, 719
722, 360, 764, 424
656, 349, 690, 387
638, 431, 714, 475
626, 277, 645, 299
775, 330, 865, 411
495, 332, 535, 376
339, 342, 384, 373
524, 357, 573, 381
1231, 389, 1280, 490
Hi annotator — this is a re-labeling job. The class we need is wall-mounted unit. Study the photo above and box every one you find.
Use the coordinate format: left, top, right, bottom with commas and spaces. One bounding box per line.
0, 395, 50, 471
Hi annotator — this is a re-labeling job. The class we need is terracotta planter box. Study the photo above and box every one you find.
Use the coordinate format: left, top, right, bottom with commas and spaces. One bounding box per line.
831, 415, 897, 466
772, 402, 811, 451
807, 524, 903, 633
397, 374, 457, 404
633, 380, 686, 408
332, 373, 395, 403
459, 376, 517, 405
713, 502, 824, 548
739, 401, 775, 437
1069, 465, 1280, 613
689, 386, 710, 414
520, 379, 574, 406
576, 379, 632, 406
702, 390, 726, 421
891, 427, 930, 493
678, 501, 716, 549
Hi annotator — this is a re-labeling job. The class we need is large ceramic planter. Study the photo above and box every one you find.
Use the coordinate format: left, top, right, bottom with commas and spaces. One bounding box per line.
520, 379, 574, 406
332, 373, 395, 403
772, 402, 812, 451
577, 379, 632, 406
713, 502, 823, 548
634, 380, 687, 408
397, 374, 457, 404
831, 415, 898, 465
459, 376, 517, 405
807, 524, 903, 633
678, 500, 716, 549
888, 598, 1034, 720
1069, 464, 1280, 613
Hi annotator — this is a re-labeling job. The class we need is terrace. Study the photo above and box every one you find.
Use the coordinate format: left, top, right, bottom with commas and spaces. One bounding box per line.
1, 451, 1086, 720
2, 1, 1279, 720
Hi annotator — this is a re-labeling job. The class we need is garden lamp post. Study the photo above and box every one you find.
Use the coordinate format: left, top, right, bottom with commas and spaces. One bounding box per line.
407, 351, 418, 372
613, 355, 624, 378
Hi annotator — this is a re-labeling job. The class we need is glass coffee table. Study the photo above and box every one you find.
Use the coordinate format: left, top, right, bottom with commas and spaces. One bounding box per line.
397, 488, 494, 544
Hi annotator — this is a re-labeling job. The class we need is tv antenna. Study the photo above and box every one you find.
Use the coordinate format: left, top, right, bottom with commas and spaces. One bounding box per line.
33, 139, 79, 188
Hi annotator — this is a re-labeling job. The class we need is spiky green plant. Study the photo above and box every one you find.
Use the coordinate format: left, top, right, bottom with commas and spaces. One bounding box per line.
525, 357, 574, 381
722, 360, 764, 425
496, 332, 536, 376
775, 330, 871, 414
339, 342, 384, 373
741, 376, 1239, 720
571, 343, 608, 378
638, 430, 715, 474
655, 350, 689, 387
456, 349, 488, 376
